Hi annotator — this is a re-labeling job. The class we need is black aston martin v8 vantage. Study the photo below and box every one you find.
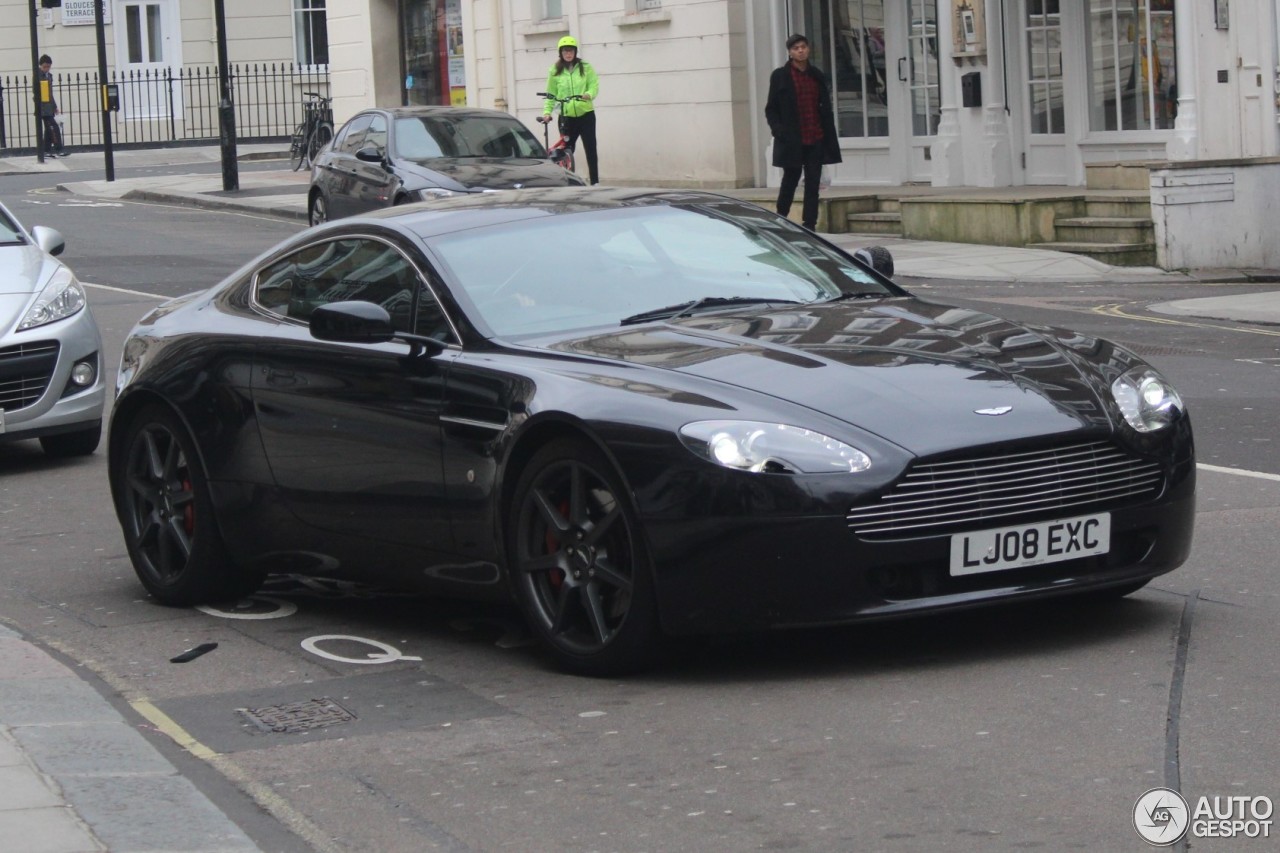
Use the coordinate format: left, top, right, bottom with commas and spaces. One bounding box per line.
107, 188, 1195, 675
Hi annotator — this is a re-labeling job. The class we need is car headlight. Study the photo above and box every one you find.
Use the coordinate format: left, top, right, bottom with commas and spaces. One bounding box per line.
679, 421, 872, 474
18, 266, 86, 331
415, 188, 458, 201
1111, 366, 1184, 432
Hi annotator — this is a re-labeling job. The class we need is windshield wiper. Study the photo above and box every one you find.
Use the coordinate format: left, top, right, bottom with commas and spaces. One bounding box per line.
619, 296, 799, 326
823, 291, 893, 303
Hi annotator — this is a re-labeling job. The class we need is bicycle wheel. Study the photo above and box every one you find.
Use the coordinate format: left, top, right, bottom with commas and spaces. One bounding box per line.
289, 123, 307, 171
308, 122, 334, 166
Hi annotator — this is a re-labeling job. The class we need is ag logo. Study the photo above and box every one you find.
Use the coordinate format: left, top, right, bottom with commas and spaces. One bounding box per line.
1134, 787, 1190, 845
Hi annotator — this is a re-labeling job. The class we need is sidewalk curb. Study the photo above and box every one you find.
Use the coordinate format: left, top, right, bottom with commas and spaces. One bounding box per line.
122, 188, 309, 222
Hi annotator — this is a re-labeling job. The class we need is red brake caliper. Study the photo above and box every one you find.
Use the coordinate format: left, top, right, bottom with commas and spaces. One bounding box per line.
182, 478, 195, 533
544, 500, 569, 589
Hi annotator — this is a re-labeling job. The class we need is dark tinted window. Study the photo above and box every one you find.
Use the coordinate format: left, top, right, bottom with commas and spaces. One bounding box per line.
337, 115, 373, 154
255, 238, 426, 334
394, 113, 545, 159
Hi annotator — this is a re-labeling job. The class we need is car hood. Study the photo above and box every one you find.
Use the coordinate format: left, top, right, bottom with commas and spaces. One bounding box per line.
397, 157, 583, 191
542, 298, 1117, 456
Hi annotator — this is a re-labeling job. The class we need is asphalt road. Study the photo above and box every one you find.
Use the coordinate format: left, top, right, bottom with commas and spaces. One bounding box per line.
1, 168, 1277, 851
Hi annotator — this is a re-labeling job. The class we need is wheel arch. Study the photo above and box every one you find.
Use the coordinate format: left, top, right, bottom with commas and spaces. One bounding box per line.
108, 389, 217, 513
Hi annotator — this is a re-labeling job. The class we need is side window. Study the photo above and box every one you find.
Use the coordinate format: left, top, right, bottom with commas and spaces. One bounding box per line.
414, 279, 453, 342
364, 114, 388, 154
254, 238, 428, 334
338, 115, 373, 154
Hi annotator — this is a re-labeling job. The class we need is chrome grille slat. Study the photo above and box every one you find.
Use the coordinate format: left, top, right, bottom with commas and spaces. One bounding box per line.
0, 341, 58, 412
847, 441, 1165, 538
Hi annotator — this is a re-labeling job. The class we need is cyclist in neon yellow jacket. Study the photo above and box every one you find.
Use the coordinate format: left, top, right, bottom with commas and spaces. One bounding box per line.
539, 36, 600, 184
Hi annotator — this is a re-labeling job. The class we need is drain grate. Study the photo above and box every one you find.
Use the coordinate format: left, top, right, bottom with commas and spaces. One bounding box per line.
237, 698, 357, 734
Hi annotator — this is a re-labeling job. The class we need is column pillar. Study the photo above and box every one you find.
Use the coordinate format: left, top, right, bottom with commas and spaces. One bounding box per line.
1166, 0, 1199, 159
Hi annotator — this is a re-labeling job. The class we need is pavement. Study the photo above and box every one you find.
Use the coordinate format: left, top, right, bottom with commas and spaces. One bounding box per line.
0, 143, 1278, 853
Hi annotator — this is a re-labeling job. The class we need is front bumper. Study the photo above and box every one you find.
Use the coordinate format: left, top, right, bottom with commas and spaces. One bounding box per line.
0, 308, 106, 443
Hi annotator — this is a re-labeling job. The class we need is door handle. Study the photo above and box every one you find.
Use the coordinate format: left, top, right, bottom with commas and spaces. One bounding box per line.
898, 57, 908, 82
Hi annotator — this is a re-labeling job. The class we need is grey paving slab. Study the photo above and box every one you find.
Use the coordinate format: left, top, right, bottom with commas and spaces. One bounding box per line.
0, 807, 103, 853
0, 763, 62, 810
58, 774, 260, 852
12, 721, 178, 776
0, 678, 125, 726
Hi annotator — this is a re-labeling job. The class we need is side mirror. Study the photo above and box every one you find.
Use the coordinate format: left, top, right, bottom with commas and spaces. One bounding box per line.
310, 300, 395, 344
854, 245, 895, 278
310, 300, 447, 357
30, 225, 65, 257
355, 146, 385, 164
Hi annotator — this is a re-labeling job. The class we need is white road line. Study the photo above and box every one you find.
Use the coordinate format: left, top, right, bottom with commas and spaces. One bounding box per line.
1198, 463, 1280, 482
84, 281, 169, 299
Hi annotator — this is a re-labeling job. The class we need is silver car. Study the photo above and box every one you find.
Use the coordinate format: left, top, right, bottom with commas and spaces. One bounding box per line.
0, 200, 104, 457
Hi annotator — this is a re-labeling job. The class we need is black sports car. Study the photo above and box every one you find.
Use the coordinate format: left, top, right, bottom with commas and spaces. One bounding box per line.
307, 106, 586, 225
108, 188, 1195, 675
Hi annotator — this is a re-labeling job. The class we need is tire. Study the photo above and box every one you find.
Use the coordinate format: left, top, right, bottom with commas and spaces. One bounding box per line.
40, 423, 101, 458
855, 245, 895, 278
308, 122, 334, 165
508, 439, 665, 676
112, 404, 263, 606
308, 190, 328, 226
289, 124, 307, 171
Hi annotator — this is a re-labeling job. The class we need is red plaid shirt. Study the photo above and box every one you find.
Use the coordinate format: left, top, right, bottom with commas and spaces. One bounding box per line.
789, 62, 823, 146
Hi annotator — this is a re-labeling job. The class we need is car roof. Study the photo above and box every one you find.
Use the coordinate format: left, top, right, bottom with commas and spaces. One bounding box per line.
348, 187, 747, 240
358, 106, 521, 121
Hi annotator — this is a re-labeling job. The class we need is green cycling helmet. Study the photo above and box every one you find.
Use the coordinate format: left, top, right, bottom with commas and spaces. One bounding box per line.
558, 36, 578, 51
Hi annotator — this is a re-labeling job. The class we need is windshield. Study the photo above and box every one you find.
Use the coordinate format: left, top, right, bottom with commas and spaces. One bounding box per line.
395, 114, 547, 160
429, 201, 898, 337
0, 208, 23, 245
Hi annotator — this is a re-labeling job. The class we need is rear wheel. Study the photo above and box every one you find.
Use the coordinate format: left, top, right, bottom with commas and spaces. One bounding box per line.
288, 124, 307, 171
112, 404, 262, 605
508, 439, 664, 676
40, 423, 101, 458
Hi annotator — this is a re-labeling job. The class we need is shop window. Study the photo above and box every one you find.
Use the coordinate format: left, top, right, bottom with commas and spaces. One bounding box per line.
1086, 0, 1176, 131
293, 0, 329, 67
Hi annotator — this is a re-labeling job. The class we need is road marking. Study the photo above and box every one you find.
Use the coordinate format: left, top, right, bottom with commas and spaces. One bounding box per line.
196, 596, 298, 619
1198, 463, 1280, 482
301, 634, 423, 664
131, 699, 219, 760
1096, 302, 1280, 338
83, 281, 168, 299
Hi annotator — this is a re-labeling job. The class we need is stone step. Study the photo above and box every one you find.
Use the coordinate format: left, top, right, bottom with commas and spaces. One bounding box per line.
1054, 216, 1154, 244
845, 211, 903, 235
1030, 240, 1157, 267
1085, 161, 1158, 191
1083, 197, 1153, 218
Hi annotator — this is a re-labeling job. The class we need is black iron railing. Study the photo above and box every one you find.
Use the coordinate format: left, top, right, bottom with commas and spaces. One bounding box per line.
0, 63, 330, 153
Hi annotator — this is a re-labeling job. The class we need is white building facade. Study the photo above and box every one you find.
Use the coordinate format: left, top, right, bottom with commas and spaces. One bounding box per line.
320, 0, 1280, 191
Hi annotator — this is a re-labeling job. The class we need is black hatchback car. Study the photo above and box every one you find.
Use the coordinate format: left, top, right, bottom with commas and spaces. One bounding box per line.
307, 106, 586, 225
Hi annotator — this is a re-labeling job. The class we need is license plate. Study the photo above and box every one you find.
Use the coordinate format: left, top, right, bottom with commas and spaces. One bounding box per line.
949, 512, 1111, 576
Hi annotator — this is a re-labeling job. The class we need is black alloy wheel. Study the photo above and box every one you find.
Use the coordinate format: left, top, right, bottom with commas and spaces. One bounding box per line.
309, 191, 328, 226
112, 404, 261, 606
509, 439, 664, 675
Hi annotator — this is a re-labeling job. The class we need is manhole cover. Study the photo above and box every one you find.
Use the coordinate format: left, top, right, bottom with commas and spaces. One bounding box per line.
237, 698, 356, 734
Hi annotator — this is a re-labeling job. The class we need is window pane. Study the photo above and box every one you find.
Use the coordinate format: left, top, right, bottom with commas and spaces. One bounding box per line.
256, 239, 420, 330
146, 4, 163, 62
830, 0, 889, 138
295, 0, 329, 66
126, 7, 142, 64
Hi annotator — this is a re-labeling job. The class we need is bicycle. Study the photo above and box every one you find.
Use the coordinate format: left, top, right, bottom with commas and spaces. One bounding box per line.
289, 92, 335, 172
535, 91, 585, 173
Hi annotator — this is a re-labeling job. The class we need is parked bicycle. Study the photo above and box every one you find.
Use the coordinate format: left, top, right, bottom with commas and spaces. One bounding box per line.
290, 92, 335, 171
535, 91, 585, 173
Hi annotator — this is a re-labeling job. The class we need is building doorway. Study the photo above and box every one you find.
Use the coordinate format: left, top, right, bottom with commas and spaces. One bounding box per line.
112, 0, 182, 120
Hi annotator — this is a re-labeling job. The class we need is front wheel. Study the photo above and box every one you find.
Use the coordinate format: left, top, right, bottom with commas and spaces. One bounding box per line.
112, 404, 262, 605
288, 124, 307, 171
308, 190, 328, 226
508, 439, 665, 676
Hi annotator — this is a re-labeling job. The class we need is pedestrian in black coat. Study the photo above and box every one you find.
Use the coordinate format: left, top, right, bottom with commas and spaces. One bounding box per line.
764, 34, 841, 230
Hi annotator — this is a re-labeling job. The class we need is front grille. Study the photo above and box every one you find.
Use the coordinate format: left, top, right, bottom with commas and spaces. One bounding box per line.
0, 341, 59, 412
847, 440, 1163, 539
